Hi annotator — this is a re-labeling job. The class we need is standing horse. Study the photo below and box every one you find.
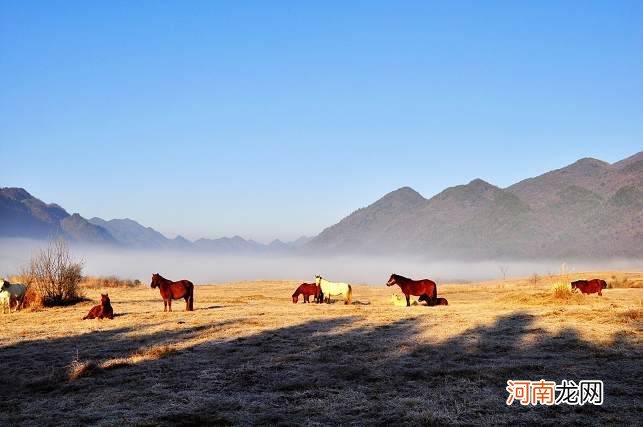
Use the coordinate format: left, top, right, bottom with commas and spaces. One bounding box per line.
315, 275, 352, 305
571, 279, 607, 296
386, 274, 437, 307
0, 279, 27, 312
292, 283, 322, 303
150, 273, 194, 312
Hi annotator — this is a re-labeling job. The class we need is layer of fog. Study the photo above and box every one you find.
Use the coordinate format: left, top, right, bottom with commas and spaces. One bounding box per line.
1, 239, 641, 285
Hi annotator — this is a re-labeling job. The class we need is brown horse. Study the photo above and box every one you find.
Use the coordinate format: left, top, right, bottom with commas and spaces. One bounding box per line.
387, 274, 437, 307
571, 279, 607, 296
150, 273, 194, 311
83, 293, 114, 320
292, 283, 321, 303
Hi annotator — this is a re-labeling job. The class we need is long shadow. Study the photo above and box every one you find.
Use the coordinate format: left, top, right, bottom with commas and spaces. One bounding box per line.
0, 312, 640, 425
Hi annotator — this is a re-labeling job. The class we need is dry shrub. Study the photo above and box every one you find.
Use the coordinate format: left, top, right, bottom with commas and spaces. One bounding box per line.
620, 307, 641, 323
82, 275, 142, 289
551, 281, 573, 299
21, 238, 85, 306
67, 360, 101, 381
608, 275, 643, 289
21, 286, 44, 311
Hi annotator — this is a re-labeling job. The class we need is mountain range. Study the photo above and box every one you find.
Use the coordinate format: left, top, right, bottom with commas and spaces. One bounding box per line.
0, 188, 310, 253
308, 151, 642, 259
1, 151, 641, 259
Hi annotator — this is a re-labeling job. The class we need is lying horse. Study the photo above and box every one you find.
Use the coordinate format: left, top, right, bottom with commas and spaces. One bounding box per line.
292, 283, 322, 303
392, 294, 418, 306
315, 275, 352, 304
83, 293, 114, 320
151, 273, 194, 311
419, 295, 448, 306
0, 279, 27, 312
386, 274, 437, 307
571, 279, 607, 296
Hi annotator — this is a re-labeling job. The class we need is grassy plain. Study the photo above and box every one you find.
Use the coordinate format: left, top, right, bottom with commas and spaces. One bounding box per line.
0, 271, 641, 425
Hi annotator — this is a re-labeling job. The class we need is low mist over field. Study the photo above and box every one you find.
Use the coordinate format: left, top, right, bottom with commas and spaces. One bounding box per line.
1, 238, 640, 284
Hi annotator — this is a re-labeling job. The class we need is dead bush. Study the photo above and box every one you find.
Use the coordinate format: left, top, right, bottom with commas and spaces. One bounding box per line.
608, 275, 643, 289
21, 238, 85, 306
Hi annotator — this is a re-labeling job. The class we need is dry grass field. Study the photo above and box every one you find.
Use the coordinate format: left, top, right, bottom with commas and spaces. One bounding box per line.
0, 271, 641, 425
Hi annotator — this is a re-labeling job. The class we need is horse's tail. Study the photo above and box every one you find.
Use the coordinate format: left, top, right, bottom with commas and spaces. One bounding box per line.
432, 281, 437, 304
188, 282, 194, 311
346, 284, 352, 305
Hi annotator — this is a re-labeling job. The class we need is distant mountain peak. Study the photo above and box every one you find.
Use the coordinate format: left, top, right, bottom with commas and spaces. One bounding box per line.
435, 178, 501, 202
467, 178, 496, 189
569, 157, 609, 168
269, 239, 290, 250
372, 186, 425, 208
1, 187, 33, 201
387, 186, 424, 198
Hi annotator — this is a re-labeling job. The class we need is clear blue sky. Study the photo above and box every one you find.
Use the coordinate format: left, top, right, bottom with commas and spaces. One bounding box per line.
1, 1, 641, 242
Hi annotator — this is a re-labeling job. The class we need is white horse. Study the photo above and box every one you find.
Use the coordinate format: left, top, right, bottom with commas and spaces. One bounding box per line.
0, 279, 27, 312
315, 275, 352, 305
0, 290, 11, 314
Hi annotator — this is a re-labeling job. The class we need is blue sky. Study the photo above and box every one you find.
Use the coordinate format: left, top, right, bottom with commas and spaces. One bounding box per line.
1, 1, 641, 242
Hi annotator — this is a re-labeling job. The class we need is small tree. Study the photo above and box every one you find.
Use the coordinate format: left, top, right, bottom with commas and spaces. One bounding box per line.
22, 238, 84, 306
499, 265, 508, 280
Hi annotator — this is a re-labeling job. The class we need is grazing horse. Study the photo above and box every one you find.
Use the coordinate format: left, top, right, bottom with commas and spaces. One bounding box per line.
83, 293, 114, 320
315, 275, 352, 305
571, 279, 607, 296
292, 283, 322, 303
386, 274, 437, 307
0, 279, 27, 312
150, 273, 194, 312
419, 295, 448, 306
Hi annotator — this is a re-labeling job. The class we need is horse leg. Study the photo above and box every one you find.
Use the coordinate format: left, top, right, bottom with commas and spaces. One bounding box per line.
168, 299, 172, 312
405, 294, 410, 307
164, 300, 167, 312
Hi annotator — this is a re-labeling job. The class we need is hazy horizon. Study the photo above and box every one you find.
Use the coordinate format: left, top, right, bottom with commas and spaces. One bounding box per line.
1, 238, 640, 285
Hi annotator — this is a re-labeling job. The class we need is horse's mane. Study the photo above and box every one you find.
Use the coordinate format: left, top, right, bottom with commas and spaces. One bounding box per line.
392, 273, 411, 281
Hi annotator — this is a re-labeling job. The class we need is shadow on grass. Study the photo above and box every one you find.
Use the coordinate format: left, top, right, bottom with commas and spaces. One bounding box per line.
0, 312, 640, 425
44, 296, 93, 307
